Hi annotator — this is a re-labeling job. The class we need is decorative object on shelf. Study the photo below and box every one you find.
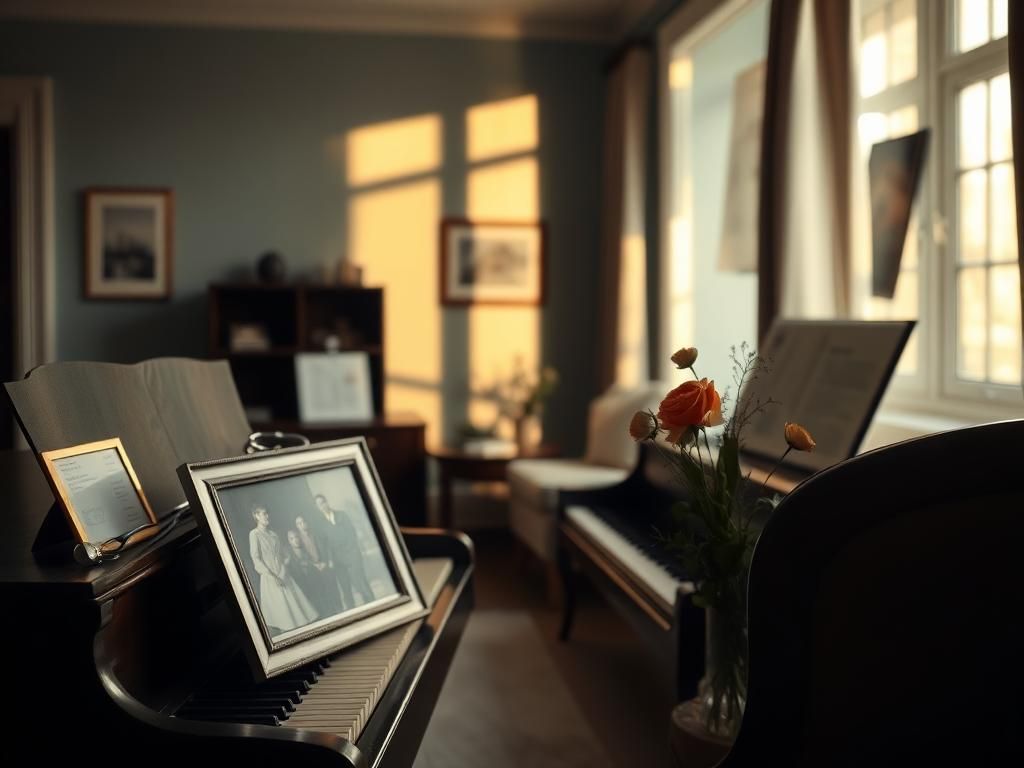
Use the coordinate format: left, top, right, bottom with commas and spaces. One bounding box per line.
488, 359, 558, 455
83, 187, 173, 300
440, 218, 546, 306
229, 322, 271, 352
256, 250, 287, 283
629, 344, 816, 739
295, 351, 374, 423
178, 438, 429, 680
39, 437, 159, 549
338, 259, 364, 286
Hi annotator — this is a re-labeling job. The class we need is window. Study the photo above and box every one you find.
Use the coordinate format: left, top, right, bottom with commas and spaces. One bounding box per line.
853, 0, 1016, 414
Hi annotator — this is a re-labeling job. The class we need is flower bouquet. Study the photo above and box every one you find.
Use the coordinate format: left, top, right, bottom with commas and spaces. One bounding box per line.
490, 359, 559, 453
629, 344, 815, 739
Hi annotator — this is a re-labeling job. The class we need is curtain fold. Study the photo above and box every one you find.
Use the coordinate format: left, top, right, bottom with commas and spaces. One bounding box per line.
757, 0, 801, 342
1010, 3, 1024, 396
758, 0, 851, 341
598, 46, 652, 390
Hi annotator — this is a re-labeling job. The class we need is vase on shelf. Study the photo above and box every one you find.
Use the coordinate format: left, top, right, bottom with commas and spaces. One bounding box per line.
697, 604, 748, 740
513, 414, 542, 456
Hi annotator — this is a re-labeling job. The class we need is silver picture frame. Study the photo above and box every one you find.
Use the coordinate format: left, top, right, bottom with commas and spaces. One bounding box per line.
177, 437, 427, 680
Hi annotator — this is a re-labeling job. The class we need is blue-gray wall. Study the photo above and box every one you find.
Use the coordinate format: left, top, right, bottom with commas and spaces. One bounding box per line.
0, 21, 609, 453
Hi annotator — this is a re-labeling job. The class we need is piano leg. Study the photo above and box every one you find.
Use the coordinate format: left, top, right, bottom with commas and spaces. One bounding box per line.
557, 538, 576, 642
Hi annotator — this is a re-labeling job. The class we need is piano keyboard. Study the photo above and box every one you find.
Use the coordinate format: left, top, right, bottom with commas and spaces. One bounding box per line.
564, 505, 693, 613
176, 558, 453, 742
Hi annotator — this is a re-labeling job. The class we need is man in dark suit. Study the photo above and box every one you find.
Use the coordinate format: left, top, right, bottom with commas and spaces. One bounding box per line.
313, 493, 374, 610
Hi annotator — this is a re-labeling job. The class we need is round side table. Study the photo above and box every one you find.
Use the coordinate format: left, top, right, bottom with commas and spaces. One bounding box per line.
429, 444, 559, 529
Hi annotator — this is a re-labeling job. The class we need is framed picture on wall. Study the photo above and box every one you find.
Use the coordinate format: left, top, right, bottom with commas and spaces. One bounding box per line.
440, 218, 545, 306
84, 187, 174, 300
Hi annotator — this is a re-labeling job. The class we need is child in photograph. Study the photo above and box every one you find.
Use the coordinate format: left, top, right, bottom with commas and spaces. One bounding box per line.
249, 505, 318, 633
286, 528, 340, 617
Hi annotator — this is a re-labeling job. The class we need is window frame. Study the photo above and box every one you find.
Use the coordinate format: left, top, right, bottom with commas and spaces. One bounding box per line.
859, 0, 1020, 422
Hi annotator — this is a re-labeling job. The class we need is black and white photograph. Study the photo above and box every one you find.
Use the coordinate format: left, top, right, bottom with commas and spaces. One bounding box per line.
84, 187, 173, 299
178, 438, 427, 679
441, 218, 545, 305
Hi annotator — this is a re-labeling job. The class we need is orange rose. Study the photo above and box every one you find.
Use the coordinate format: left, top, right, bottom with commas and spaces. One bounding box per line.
658, 378, 721, 433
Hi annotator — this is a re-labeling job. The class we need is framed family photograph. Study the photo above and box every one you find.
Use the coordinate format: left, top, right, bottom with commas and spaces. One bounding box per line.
84, 187, 174, 300
440, 218, 545, 306
178, 438, 427, 680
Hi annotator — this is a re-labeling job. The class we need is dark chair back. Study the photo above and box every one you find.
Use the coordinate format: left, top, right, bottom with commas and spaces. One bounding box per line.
720, 419, 1024, 766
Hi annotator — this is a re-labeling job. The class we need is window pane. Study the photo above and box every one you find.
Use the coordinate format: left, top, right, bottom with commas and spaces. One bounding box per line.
861, 9, 888, 97
959, 169, 988, 263
957, 0, 990, 53
888, 105, 919, 137
991, 163, 1017, 263
957, 267, 988, 380
988, 265, 1021, 384
993, 0, 1008, 39
902, 211, 919, 269
990, 72, 1012, 163
889, 0, 917, 85
958, 81, 988, 169
892, 270, 919, 375
858, 112, 889, 151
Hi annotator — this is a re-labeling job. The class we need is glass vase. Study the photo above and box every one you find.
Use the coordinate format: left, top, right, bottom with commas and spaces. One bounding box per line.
698, 605, 748, 740
513, 414, 541, 456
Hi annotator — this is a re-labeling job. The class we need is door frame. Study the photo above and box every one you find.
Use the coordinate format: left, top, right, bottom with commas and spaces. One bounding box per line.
0, 77, 55, 379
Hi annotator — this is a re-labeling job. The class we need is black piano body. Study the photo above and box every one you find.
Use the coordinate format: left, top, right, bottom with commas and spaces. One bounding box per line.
1, 450, 473, 767
556, 442, 803, 701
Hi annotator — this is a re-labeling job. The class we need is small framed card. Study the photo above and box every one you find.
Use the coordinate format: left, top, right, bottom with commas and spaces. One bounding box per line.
295, 352, 374, 423
39, 437, 159, 546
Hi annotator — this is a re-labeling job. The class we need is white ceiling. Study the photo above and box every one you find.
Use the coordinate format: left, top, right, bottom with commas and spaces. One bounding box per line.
0, 0, 661, 41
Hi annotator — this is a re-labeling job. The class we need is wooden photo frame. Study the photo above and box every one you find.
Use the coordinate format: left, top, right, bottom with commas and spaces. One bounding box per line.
84, 187, 174, 300
440, 218, 545, 306
178, 438, 427, 680
40, 437, 159, 546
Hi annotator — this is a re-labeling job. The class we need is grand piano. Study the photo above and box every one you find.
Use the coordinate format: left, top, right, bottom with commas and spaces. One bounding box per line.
1, 359, 473, 765
557, 443, 802, 701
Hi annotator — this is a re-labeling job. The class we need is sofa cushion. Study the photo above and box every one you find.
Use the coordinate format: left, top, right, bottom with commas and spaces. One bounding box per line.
583, 382, 671, 469
508, 459, 629, 509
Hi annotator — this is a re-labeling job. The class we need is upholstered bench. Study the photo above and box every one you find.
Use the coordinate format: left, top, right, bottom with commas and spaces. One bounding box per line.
508, 382, 669, 595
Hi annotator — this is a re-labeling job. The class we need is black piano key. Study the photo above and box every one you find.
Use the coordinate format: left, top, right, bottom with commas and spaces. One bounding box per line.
186, 693, 296, 712
179, 710, 280, 727
178, 703, 290, 720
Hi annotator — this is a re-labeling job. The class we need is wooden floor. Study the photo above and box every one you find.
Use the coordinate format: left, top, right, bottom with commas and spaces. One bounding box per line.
415, 529, 676, 768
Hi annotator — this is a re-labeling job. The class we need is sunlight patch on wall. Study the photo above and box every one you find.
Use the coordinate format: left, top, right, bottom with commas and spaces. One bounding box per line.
349, 178, 442, 445
670, 57, 693, 90
466, 308, 541, 437
467, 157, 539, 220
467, 95, 538, 162
617, 234, 647, 387
346, 114, 442, 187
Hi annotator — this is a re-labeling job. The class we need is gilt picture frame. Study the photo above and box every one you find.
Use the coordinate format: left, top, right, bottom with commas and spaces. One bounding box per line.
440, 218, 546, 306
39, 437, 159, 547
177, 438, 427, 680
84, 187, 174, 300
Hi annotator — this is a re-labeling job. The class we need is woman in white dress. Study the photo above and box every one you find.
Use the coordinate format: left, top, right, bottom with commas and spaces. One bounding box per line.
249, 505, 318, 633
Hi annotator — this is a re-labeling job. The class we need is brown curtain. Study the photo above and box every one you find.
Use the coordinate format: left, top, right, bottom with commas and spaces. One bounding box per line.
1010, 3, 1024, 395
757, 0, 801, 342
598, 46, 652, 390
757, 0, 851, 342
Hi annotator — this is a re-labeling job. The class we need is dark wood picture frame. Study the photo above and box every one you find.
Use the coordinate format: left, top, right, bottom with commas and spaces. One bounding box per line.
84, 187, 174, 300
440, 218, 546, 306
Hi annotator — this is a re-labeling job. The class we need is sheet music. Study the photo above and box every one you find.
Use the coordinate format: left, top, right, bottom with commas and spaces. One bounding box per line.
740, 320, 914, 472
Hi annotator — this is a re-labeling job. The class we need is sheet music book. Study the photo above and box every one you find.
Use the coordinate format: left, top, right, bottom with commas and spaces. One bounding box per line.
738, 320, 915, 473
